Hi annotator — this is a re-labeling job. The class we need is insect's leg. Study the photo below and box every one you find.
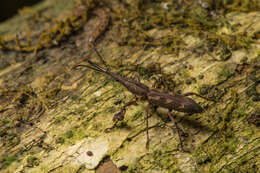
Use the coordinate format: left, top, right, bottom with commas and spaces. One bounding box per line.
152, 76, 175, 92
130, 75, 141, 85
105, 98, 138, 132
91, 43, 108, 67
167, 111, 184, 151
152, 76, 161, 89
134, 75, 140, 83
114, 100, 138, 121
145, 104, 150, 149
104, 111, 123, 133
182, 92, 216, 102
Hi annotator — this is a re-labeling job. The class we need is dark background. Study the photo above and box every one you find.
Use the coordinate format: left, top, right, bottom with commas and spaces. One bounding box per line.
0, 0, 43, 22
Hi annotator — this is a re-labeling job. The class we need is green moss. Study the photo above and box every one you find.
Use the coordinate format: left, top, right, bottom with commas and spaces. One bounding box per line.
219, 91, 238, 130
130, 149, 180, 172
116, 121, 128, 129
209, 0, 260, 12
55, 137, 65, 144
27, 156, 40, 167
218, 145, 260, 172
114, 0, 258, 56
137, 66, 149, 77
219, 44, 232, 61
131, 110, 143, 122
6, 133, 21, 146
0, 130, 7, 137
217, 68, 232, 82
246, 84, 260, 101
222, 137, 238, 153
109, 78, 124, 89
65, 130, 74, 138
199, 84, 212, 95
0, 155, 17, 170
195, 152, 212, 165
0, 0, 98, 52
0, 119, 10, 125
234, 109, 247, 119
72, 105, 87, 116
53, 115, 68, 124
105, 106, 117, 113
75, 128, 91, 139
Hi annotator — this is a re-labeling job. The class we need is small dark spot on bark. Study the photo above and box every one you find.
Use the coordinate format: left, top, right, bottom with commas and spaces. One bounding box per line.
199, 74, 204, 79
247, 114, 260, 126
119, 165, 128, 171
86, 151, 93, 156
185, 79, 192, 85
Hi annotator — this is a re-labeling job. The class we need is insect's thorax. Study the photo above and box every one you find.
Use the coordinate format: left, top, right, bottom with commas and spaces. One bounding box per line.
123, 80, 149, 97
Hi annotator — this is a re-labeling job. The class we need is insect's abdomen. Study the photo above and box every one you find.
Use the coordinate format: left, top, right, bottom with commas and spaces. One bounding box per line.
147, 90, 181, 110
147, 90, 203, 114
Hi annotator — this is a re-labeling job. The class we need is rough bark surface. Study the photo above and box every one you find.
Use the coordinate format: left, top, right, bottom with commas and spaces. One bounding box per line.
0, 0, 259, 173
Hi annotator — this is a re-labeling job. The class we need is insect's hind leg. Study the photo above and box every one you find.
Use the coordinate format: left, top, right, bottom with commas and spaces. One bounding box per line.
167, 111, 185, 151
145, 104, 150, 149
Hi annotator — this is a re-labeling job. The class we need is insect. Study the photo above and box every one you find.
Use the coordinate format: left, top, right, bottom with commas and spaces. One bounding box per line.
74, 49, 214, 151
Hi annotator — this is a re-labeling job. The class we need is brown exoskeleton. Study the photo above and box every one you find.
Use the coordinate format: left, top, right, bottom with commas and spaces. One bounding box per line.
74, 50, 214, 151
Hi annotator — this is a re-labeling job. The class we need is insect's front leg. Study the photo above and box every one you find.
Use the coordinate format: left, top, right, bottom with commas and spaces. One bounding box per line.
152, 75, 175, 92
104, 98, 138, 132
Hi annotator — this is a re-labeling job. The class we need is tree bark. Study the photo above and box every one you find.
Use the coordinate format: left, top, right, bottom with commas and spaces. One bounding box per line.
0, 0, 259, 172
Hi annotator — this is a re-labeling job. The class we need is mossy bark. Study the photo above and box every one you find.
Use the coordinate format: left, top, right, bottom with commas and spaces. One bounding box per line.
0, 0, 260, 173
